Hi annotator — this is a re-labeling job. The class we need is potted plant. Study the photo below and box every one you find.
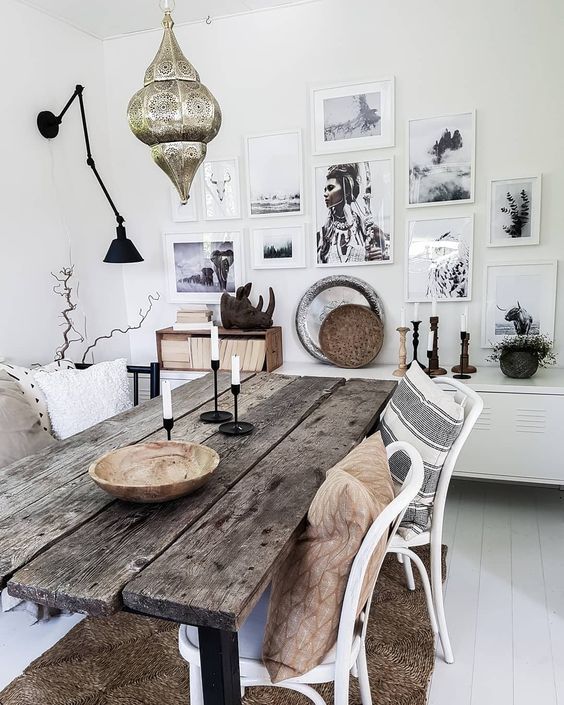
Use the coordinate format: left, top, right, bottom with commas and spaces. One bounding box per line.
488, 334, 556, 379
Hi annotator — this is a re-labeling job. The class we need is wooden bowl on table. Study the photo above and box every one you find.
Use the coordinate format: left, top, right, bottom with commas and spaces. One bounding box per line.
89, 441, 220, 503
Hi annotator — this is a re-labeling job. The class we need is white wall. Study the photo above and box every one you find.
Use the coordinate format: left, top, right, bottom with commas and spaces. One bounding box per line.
0, 0, 129, 367
103, 0, 564, 367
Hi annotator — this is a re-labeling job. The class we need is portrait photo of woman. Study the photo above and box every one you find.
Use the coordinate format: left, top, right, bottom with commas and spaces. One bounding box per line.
314, 159, 393, 267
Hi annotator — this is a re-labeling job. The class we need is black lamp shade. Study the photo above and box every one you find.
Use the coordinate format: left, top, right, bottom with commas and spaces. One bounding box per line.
104, 224, 144, 264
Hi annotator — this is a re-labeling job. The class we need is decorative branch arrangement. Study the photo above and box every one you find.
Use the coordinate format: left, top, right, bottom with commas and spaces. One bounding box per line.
51, 264, 159, 362
501, 189, 530, 237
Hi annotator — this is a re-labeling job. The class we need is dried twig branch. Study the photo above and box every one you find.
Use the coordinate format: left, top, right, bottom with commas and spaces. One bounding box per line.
80, 292, 160, 364
52, 266, 85, 361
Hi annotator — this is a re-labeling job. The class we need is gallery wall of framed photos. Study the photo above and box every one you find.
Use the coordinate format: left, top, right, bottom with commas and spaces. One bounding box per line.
103, 0, 563, 367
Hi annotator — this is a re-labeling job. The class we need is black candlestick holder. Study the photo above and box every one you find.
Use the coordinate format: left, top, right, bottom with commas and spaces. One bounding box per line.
408, 321, 426, 369
200, 359, 233, 423
219, 384, 254, 436
453, 332, 471, 380
163, 416, 174, 441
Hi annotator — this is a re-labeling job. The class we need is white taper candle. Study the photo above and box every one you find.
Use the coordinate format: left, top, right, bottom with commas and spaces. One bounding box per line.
400, 307, 406, 328
431, 299, 438, 317
231, 355, 240, 386
211, 325, 219, 361
413, 302, 420, 321
427, 330, 434, 351
460, 314, 467, 333
162, 380, 173, 419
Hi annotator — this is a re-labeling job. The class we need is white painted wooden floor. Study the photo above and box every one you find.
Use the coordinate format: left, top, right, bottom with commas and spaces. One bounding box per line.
1, 479, 563, 703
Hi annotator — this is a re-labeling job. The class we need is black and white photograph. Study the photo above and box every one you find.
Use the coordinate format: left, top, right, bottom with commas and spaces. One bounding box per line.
251, 225, 305, 269
314, 158, 393, 267
488, 175, 542, 247
406, 216, 473, 302
246, 130, 303, 217
482, 261, 557, 346
408, 111, 475, 207
311, 79, 394, 154
163, 232, 243, 304
202, 158, 241, 220
170, 185, 198, 222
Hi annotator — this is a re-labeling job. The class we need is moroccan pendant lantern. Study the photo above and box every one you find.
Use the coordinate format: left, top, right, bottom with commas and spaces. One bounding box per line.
127, 5, 222, 204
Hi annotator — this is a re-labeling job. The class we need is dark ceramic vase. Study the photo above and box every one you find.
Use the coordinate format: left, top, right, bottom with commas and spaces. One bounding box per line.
499, 350, 539, 379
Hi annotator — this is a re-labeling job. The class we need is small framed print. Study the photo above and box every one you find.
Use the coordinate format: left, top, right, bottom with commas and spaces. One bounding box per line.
488, 175, 542, 247
406, 215, 473, 302
481, 261, 557, 347
170, 183, 199, 222
311, 78, 394, 154
163, 231, 244, 304
202, 158, 241, 221
245, 130, 304, 218
408, 111, 475, 207
251, 225, 306, 269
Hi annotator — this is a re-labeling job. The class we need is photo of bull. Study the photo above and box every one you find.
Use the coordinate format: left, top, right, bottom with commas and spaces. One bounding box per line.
221, 283, 275, 330
211, 249, 234, 291
497, 301, 533, 335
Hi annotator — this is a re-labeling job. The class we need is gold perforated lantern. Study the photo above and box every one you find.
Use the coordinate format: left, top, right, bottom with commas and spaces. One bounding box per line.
127, 11, 222, 204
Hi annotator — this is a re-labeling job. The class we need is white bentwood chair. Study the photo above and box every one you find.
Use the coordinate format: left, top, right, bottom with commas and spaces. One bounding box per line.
179, 441, 425, 705
388, 377, 483, 664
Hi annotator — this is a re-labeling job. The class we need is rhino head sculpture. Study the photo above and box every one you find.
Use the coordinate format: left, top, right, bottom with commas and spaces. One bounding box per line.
220, 283, 275, 330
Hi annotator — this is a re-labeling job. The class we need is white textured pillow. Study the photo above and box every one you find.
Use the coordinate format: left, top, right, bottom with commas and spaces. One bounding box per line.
0, 360, 75, 434
34, 359, 132, 440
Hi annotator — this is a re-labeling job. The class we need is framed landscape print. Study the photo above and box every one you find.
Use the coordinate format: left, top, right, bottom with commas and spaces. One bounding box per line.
408, 111, 475, 207
246, 130, 303, 217
251, 225, 306, 269
488, 175, 542, 247
406, 215, 473, 302
170, 185, 198, 222
311, 78, 394, 154
163, 232, 243, 304
202, 158, 241, 221
314, 158, 394, 267
481, 261, 557, 347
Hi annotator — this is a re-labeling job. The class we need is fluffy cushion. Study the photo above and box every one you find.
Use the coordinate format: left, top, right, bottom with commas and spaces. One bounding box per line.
34, 359, 132, 440
379, 362, 464, 538
0, 360, 75, 434
262, 433, 394, 683
0, 371, 55, 468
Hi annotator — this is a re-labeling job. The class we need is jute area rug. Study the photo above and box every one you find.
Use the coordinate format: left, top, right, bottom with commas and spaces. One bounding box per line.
1, 546, 444, 705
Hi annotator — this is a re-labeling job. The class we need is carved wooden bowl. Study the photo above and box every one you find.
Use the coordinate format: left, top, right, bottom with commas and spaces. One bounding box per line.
89, 441, 220, 503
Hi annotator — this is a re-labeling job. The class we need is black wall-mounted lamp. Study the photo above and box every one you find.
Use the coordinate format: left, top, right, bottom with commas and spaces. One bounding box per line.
37, 84, 143, 264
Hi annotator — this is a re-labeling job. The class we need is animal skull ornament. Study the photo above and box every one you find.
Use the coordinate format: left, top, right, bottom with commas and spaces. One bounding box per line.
209, 170, 231, 202
221, 283, 275, 330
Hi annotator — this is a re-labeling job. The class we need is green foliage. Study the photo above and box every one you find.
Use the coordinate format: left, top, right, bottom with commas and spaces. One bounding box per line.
487, 334, 557, 368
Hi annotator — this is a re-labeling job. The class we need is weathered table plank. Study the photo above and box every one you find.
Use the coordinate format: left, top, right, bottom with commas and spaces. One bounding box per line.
122, 379, 395, 630
0, 372, 266, 589
0, 372, 253, 519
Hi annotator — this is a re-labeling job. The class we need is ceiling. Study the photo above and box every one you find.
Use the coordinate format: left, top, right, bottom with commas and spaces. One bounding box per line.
16, 0, 318, 39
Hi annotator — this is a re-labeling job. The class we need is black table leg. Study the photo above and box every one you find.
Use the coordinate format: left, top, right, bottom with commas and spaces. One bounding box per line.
198, 626, 242, 705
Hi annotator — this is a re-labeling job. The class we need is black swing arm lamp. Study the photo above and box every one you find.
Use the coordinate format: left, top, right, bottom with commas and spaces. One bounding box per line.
37, 84, 143, 264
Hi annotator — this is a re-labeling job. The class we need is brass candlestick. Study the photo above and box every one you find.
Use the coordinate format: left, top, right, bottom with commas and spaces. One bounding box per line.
452, 333, 477, 374
393, 327, 410, 377
426, 316, 447, 376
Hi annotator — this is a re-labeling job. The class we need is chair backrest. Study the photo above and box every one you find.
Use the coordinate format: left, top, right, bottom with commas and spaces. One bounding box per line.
74, 362, 160, 406
333, 441, 424, 699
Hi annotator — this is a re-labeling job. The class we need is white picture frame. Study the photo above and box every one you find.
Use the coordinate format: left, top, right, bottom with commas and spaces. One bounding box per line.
311, 77, 395, 155
407, 110, 476, 207
313, 157, 394, 267
245, 130, 304, 218
405, 215, 474, 302
163, 231, 244, 304
487, 175, 542, 247
251, 225, 306, 269
170, 181, 200, 222
201, 158, 241, 221
481, 261, 557, 347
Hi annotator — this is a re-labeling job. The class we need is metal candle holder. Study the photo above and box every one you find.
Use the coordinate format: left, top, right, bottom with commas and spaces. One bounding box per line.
200, 359, 233, 423
452, 333, 477, 374
219, 384, 254, 436
408, 321, 426, 369
393, 326, 410, 377
453, 332, 472, 380
163, 416, 174, 441
426, 316, 447, 376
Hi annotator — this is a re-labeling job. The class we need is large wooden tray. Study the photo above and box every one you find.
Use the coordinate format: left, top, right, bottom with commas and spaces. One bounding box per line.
319, 304, 384, 368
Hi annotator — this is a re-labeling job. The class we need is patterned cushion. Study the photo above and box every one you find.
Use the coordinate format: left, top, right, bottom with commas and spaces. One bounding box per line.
379, 362, 464, 538
262, 433, 394, 683
0, 360, 75, 434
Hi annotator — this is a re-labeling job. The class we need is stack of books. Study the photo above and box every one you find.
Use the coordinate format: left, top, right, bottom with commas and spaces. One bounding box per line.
161, 336, 267, 371
172, 307, 213, 332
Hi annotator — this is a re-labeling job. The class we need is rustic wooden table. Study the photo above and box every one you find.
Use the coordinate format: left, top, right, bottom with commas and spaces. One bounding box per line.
1, 372, 395, 705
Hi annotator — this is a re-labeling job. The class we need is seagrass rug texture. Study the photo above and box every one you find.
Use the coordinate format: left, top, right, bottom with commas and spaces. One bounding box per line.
0, 547, 444, 705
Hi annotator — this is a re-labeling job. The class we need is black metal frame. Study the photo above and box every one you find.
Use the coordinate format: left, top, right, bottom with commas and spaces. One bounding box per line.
75, 362, 160, 406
